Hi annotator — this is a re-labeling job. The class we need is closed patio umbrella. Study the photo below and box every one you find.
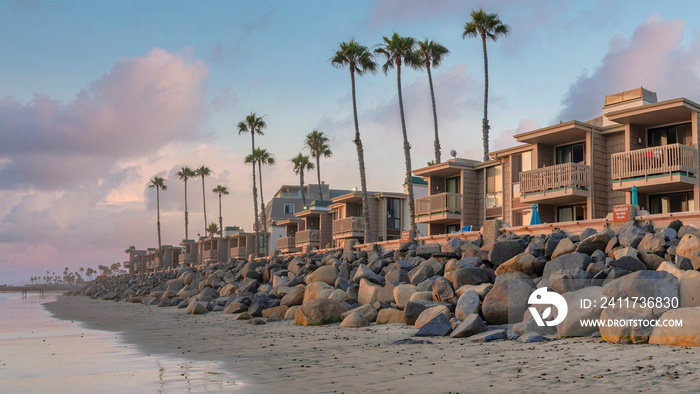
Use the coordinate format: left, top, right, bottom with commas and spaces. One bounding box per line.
631, 186, 639, 206
530, 203, 542, 225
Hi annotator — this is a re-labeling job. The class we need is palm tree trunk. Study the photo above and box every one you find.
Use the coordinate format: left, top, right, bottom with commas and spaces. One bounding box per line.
258, 161, 268, 255
184, 180, 189, 240
481, 34, 490, 162
218, 193, 223, 237
396, 62, 417, 234
316, 154, 322, 201
201, 176, 208, 234
251, 132, 260, 256
156, 187, 162, 251
427, 61, 441, 164
350, 67, 372, 243
300, 170, 306, 208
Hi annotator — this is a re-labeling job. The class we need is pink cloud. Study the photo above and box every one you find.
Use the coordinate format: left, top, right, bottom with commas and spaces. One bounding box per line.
0, 48, 208, 189
557, 15, 700, 122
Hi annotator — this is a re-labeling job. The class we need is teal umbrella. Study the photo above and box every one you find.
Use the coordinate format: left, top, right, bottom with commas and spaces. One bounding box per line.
530, 203, 542, 225
631, 186, 638, 206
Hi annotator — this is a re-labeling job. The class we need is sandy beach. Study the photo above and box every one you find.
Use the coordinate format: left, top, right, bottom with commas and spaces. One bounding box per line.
45, 295, 700, 393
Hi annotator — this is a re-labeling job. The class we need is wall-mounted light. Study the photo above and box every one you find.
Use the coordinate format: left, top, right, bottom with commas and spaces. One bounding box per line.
352, 187, 357, 192
637, 137, 642, 144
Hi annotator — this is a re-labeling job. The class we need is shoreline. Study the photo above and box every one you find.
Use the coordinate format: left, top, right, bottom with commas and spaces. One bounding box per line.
46, 295, 700, 392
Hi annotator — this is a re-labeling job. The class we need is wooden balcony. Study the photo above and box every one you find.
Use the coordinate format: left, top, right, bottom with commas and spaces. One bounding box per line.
276, 236, 297, 252
229, 246, 248, 258
295, 229, 320, 247
333, 216, 365, 239
611, 143, 698, 192
201, 249, 218, 261
416, 192, 462, 223
520, 162, 590, 204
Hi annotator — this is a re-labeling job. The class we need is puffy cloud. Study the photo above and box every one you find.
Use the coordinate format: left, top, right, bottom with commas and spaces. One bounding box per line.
491, 118, 539, 151
557, 15, 700, 122
0, 48, 208, 190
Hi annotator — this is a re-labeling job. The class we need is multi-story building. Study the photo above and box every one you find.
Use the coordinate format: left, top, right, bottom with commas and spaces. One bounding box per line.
414, 88, 700, 235
123, 246, 146, 274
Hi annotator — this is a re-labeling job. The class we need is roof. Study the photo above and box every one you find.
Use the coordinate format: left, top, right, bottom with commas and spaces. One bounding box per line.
605, 97, 700, 127
513, 120, 599, 145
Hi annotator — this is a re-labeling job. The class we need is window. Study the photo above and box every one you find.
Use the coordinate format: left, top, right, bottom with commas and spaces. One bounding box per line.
446, 224, 460, 233
556, 143, 585, 164
557, 204, 587, 222
513, 211, 522, 226
648, 123, 692, 147
486, 165, 503, 208
649, 191, 694, 214
446, 176, 460, 194
511, 151, 531, 183
284, 204, 295, 215
386, 198, 401, 230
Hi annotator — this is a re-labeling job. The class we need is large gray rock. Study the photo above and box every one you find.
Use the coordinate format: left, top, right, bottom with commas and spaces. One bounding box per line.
549, 268, 590, 294
353, 264, 385, 285
186, 302, 208, 315
341, 304, 378, 322
494, 253, 536, 276
675, 233, 700, 258
403, 300, 452, 326
551, 238, 575, 259
618, 225, 646, 248
340, 312, 370, 328
450, 313, 488, 338
414, 314, 453, 337
409, 265, 434, 285
602, 270, 679, 313
468, 329, 507, 342
609, 256, 646, 272
576, 229, 613, 255
305, 265, 338, 286
557, 286, 604, 337
542, 252, 591, 280
455, 290, 480, 321
545, 232, 566, 258
376, 308, 405, 324
295, 298, 347, 326
638, 232, 666, 255
416, 243, 441, 258
432, 277, 457, 304
599, 306, 657, 344
358, 278, 383, 305
415, 305, 452, 328
393, 284, 417, 309
482, 279, 533, 325
649, 307, 700, 347
280, 287, 305, 307
489, 240, 528, 265
303, 282, 333, 303
446, 267, 490, 289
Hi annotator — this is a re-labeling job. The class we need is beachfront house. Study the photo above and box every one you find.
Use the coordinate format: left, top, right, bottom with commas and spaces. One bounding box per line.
178, 239, 197, 267
225, 226, 256, 259
293, 201, 332, 251
123, 246, 146, 275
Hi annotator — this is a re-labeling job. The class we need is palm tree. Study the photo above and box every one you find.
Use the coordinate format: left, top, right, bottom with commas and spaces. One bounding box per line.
245, 148, 275, 254
304, 130, 332, 201
212, 185, 229, 237
177, 166, 196, 240
206, 222, 219, 238
195, 166, 212, 235
463, 8, 510, 161
375, 32, 421, 234
331, 39, 377, 242
291, 153, 314, 208
238, 113, 267, 255
416, 39, 450, 164
148, 176, 167, 250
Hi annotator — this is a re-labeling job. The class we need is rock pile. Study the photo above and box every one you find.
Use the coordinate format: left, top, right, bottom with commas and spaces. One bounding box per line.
75, 219, 700, 347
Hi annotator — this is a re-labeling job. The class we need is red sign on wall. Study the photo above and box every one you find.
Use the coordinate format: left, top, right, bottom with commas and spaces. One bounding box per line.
401, 231, 411, 243
613, 206, 630, 222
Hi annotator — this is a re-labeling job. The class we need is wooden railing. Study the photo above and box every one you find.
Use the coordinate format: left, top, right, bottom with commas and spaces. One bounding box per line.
416, 192, 462, 215
520, 162, 590, 194
611, 143, 698, 180
276, 236, 295, 250
202, 249, 218, 260
230, 246, 247, 256
333, 217, 364, 234
296, 229, 320, 244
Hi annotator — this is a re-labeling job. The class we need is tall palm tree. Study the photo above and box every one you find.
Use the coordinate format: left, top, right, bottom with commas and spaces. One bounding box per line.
331, 39, 377, 242
238, 113, 267, 255
291, 153, 314, 208
416, 39, 450, 164
245, 148, 275, 254
375, 32, 421, 234
195, 166, 212, 235
177, 166, 196, 240
463, 8, 510, 161
212, 185, 229, 237
304, 130, 332, 201
148, 176, 167, 251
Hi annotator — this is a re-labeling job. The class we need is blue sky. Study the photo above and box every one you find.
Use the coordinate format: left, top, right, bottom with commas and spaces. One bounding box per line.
2, 0, 700, 284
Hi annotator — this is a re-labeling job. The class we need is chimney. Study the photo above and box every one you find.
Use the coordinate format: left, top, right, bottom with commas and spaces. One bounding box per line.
601, 87, 657, 126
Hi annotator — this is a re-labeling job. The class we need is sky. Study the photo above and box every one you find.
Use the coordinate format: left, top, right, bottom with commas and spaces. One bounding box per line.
3, 0, 700, 284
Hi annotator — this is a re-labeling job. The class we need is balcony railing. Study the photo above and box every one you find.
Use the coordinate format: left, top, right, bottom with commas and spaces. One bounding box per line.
333, 216, 365, 234
296, 229, 320, 245
230, 246, 248, 257
611, 143, 698, 180
202, 250, 218, 260
416, 192, 462, 216
520, 162, 590, 195
276, 236, 296, 250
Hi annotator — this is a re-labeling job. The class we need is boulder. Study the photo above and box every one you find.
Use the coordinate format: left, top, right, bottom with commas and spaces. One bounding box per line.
262, 305, 289, 318
551, 238, 576, 259
602, 270, 679, 314
403, 300, 452, 326
376, 308, 405, 324
295, 298, 347, 326
468, 329, 507, 342
455, 290, 481, 321
431, 277, 457, 304
340, 312, 370, 328
393, 284, 417, 309
494, 253, 537, 276
450, 313, 488, 338
649, 307, 700, 347
518, 332, 550, 343
618, 225, 646, 248
353, 264, 385, 285
489, 240, 528, 265
549, 268, 590, 294
409, 265, 434, 285
414, 305, 452, 329
284, 305, 299, 320
409, 291, 434, 302
384, 269, 410, 286
675, 233, 700, 258
557, 286, 604, 337
222, 302, 248, 314
576, 229, 613, 255
303, 282, 333, 303
358, 279, 383, 305
545, 232, 567, 258
599, 306, 657, 344
542, 252, 591, 280
416, 243, 441, 258
341, 304, 378, 322
680, 270, 700, 307
414, 314, 453, 337
638, 232, 666, 255
281, 287, 305, 306
446, 267, 490, 289
441, 238, 464, 255
186, 302, 208, 315
482, 279, 533, 325
609, 256, 646, 272
328, 289, 355, 304
613, 247, 638, 260
455, 283, 493, 300
305, 265, 338, 286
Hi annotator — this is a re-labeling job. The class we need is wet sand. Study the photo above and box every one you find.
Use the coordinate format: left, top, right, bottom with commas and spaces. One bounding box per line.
44, 295, 700, 393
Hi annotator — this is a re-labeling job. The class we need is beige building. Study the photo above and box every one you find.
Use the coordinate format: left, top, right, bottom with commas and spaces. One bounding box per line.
329, 191, 408, 247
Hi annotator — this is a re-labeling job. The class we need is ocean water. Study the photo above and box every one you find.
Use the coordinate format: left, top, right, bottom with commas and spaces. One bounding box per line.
0, 292, 242, 393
